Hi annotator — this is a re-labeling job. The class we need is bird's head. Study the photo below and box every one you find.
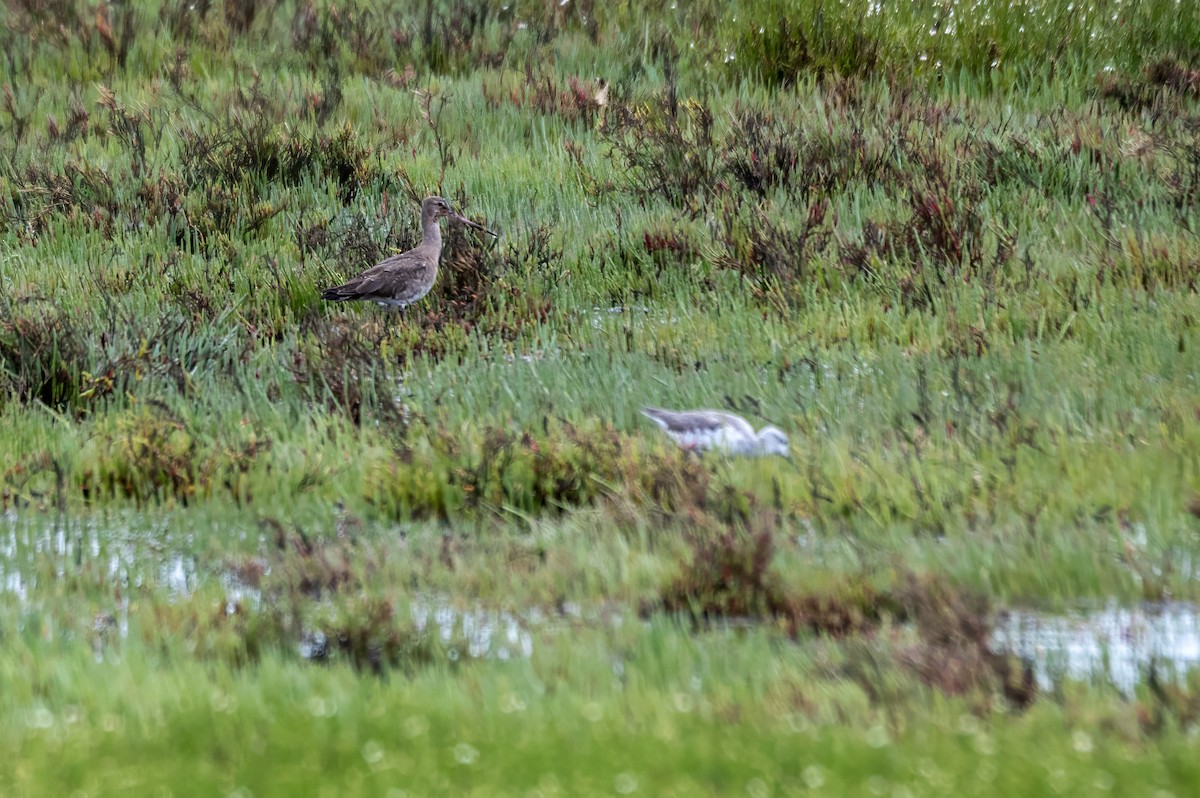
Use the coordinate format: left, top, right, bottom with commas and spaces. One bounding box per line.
757, 426, 791, 458
423, 196, 454, 220
423, 196, 498, 237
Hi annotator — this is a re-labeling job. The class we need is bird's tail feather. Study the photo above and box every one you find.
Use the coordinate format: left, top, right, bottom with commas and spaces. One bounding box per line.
639, 407, 669, 429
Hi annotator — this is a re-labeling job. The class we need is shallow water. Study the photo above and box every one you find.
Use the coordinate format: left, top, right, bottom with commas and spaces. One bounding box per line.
4, 515, 1200, 687
992, 603, 1200, 694
411, 598, 535, 661
288, 595, 545, 663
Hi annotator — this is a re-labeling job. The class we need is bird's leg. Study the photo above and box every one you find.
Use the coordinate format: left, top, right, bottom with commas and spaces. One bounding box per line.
384, 305, 408, 341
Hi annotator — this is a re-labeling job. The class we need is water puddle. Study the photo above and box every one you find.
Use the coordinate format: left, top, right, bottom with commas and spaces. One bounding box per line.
1, 513, 196, 600
992, 603, 1200, 694
296, 594, 544, 662
414, 599, 539, 660
585, 304, 676, 331
5, 515, 1200, 686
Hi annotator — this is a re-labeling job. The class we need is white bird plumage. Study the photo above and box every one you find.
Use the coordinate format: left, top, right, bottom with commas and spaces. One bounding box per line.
639, 407, 790, 458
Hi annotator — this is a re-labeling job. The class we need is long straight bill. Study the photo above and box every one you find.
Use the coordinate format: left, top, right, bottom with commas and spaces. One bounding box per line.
452, 212, 498, 237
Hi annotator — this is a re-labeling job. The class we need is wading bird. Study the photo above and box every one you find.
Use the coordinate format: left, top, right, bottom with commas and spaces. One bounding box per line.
640, 407, 791, 458
321, 196, 496, 310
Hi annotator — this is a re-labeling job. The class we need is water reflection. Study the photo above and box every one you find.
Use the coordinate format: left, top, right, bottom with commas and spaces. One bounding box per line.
412, 598, 535, 661
293, 597, 538, 663
0, 513, 194, 608
5, 515, 1200, 687
993, 603, 1200, 694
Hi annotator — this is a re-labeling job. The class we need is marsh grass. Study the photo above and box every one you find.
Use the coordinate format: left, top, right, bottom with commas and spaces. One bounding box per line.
1, 0, 1200, 791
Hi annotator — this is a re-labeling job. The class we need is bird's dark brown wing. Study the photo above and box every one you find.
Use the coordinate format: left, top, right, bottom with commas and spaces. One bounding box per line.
321, 250, 433, 303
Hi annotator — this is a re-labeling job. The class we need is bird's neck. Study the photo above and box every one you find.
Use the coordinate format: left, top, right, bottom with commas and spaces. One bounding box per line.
421, 214, 443, 248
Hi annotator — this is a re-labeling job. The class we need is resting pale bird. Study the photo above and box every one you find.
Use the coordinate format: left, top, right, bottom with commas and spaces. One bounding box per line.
640, 407, 791, 458
321, 195, 496, 310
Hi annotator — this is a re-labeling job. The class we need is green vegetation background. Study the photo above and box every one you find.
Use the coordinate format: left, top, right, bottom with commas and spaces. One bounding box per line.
1, 0, 1199, 794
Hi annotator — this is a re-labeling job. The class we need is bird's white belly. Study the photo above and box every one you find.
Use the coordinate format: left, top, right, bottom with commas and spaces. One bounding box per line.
669, 426, 753, 454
